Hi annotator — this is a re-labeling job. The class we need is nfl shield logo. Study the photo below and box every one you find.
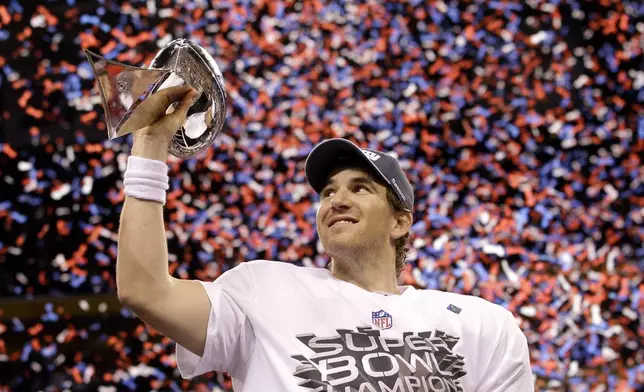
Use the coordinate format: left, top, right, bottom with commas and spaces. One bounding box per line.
372, 310, 393, 330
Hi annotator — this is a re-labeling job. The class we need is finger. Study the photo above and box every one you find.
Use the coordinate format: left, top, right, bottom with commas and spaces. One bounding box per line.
155, 90, 198, 138
177, 89, 200, 114
152, 85, 195, 111
166, 89, 199, 124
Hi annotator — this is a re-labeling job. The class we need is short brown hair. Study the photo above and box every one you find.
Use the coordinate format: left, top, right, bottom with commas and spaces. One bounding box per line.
386, 187, 411, 276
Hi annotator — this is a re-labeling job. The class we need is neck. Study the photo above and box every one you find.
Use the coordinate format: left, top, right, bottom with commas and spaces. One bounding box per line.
329, 248, 400, 295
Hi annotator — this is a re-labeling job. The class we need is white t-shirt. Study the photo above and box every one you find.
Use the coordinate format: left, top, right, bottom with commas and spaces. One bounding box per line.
176, 260, 534, 392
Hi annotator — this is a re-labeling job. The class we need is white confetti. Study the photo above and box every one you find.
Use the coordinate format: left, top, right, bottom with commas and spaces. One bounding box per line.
56, 330, 68, 344
82, 176, 93, 195
571, 294, 582, 316
557, 274, 571, 292
622, 307, 637, 320
590, 304, 603, 325
15, 273, 28, 285
501, 260, 519, 282
146, 0, 156, 14
30, 362, 42, 373
573, 74, 590, 89
51, 184, 71, 200
17, 161, 33, 171
158, 8, 174, 18
78, 300, 90, 312
30, 14, 46, 28
519, 305, 537, 317
567, 361, 579, 377
482, 243, 506, 258
601, 347, 619, 362
84, 364, 95, 384
432, 234, 449, 251
529, 31, 548, 45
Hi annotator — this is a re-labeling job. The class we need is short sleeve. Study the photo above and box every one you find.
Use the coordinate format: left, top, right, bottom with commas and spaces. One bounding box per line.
176, 264, 256, 379
476, 311, 534, 391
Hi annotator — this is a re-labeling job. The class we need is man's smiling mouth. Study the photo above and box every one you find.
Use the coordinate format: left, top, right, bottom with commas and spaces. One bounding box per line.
328, 216, 359, 227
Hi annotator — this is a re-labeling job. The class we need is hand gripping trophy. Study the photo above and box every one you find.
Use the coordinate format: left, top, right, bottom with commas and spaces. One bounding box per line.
85, 39, 227, 158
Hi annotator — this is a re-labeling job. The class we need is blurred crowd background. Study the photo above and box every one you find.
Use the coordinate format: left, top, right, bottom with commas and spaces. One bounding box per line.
0, 0, 642, 391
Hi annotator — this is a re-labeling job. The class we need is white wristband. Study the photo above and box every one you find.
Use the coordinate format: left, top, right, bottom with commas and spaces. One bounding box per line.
124, 156, 169, 205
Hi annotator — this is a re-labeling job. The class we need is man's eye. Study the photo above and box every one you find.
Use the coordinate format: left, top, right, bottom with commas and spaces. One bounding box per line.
322, 189, 335, 198
355, 185, 369, 193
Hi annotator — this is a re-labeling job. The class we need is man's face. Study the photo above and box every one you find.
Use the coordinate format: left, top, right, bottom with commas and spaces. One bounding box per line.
316, 167, 397, 258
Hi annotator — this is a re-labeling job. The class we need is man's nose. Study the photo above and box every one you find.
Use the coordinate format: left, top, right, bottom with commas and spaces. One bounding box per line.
330, 188, 352, 210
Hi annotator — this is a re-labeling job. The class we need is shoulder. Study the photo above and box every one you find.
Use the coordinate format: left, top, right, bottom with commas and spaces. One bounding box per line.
239, 260, 326, 281
236, 260, 332, 300
241, 259, 311, 271
215, 260, 325, 286
208, 260, 324, 296
416, 289, 514, 323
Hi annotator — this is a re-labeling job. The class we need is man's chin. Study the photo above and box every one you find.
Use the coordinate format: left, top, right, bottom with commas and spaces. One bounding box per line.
324, 240, 361, 258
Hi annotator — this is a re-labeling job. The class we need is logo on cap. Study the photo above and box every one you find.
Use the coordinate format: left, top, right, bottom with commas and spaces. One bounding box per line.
362, 150, 381, 162
390, 178, 406, 201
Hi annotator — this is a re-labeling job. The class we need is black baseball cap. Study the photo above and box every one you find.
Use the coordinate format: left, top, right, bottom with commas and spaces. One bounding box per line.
305, 138, 414, 212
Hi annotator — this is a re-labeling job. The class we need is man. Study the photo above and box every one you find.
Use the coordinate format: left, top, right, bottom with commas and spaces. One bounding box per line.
117, 86, 534, 391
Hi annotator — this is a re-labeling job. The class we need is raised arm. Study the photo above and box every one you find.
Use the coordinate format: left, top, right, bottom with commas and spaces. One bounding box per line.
115, 86, 211, 356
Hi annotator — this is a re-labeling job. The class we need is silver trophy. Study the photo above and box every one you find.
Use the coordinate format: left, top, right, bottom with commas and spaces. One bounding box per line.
85, 39, 226, 158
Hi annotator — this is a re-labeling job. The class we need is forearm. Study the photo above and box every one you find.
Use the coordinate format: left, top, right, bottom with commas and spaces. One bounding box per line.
116, 137, 172, 305
117, 197, 171, 303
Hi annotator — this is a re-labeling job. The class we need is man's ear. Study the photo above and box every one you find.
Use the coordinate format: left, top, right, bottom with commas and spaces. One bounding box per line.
391, 211, 412, 240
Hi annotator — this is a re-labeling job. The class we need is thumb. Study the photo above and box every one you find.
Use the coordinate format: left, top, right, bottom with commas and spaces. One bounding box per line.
166, 89, 199, 124
158, 88, 199, 133
145, 85, 195, 117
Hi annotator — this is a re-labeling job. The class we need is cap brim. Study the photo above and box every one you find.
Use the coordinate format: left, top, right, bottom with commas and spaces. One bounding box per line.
305, 139, 388, 194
